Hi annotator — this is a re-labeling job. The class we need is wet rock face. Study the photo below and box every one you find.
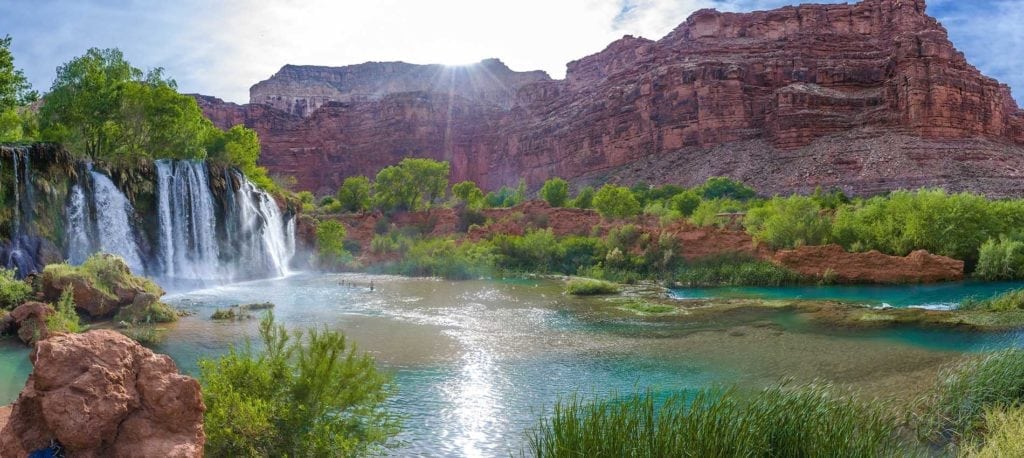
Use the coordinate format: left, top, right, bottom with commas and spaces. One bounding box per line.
0, 330, 205, 457
196, 0, 1024, 197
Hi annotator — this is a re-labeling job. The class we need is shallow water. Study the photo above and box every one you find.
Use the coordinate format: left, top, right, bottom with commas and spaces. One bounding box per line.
671, 281, 1024, 309
2, 273, 1023, 456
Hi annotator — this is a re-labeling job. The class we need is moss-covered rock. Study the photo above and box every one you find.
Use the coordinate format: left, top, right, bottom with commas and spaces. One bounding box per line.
41, 254, 163, 319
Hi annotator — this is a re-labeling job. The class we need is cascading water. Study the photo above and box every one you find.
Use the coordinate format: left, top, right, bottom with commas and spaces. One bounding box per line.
64, 166, 145, 273
154, 160, 294, 284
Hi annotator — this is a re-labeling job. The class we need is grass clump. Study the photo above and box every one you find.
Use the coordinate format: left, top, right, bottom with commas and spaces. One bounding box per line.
113, 295, 178, 324
45, 287, 82, 334
43, 253, 161, 300
118, 324, 166, 345
961, 405, 1024, 457
565, 278, 620, 296
526, 383, 905, 457
913, 349, 1024, 447
677, 254, 805, 287
210, 303, 274, 320
960, 289, 1024, 312
0, 268, 32, 310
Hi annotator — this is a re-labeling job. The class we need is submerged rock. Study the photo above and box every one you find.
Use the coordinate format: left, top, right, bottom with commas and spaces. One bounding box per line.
0, 330, 205, 457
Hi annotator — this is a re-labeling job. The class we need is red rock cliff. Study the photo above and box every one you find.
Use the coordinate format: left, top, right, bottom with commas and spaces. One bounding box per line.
196, 0, 1024, 196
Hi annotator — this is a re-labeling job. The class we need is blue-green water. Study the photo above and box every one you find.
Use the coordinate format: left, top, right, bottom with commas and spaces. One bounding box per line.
2, 274, 1024, 456
671, 281, 1024, 309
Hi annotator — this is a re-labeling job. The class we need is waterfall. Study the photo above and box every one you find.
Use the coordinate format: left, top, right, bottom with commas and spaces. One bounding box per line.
154, 160, 294, 283
64, 167, 145, 273
89, 170, 145, 273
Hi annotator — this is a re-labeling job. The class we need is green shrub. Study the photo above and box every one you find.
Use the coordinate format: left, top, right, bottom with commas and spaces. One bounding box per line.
959, 289, 1024, 312
565, 278, 620, 295
678, 254, 804, 287
395, 238, 496, 280
570, 186, 595, 209
200, 312, 398, 456
689, 198, 747, 228
540, 177, 569, 207
698, 176, 756, 200
526, 384, 905, 457
315, 220, 351, 268
914, 349, 1024, 446
452, 180, 484, 209
668, 189, 702, 217
0, 268, 31, 310
46, 287, 81, 334
373, 158, 449, 212
975, 237, 1024, 281
336, 175, 372, 213
744, 195, 831, 249
113, 296, 178, 324
593, 185, 641, 219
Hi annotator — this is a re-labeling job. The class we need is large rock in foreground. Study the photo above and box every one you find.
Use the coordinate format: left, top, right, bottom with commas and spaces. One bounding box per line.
0, 330, 205, 457
774, 244, 964, 284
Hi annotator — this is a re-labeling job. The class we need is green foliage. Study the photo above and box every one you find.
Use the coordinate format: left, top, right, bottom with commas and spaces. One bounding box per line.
698, 176, 756, 200
200, 312, 398, 456
393, 237, 496, 280
452, 180, 485, 209
113, 296, 178, 324
0, 268, 31, 310
540, 177, 569, 207
831, 189, 1000, 263
975, 237, 1024, 281
593, 184, 641, 219
744, 195, 831, 249
374, 158, 450, 212
914, 349, 1024, 447
526, 384, 905, 457
42, 254, 161, 304
484, 179, 527, 208
492, 229, 564, 273
211, 125, 276, 192
961, 405, 1024, 458
811, 186, 849, 209
689, 198, 747, 228
677, 254, 805, 287
315, 220, 350, 268
570, 186, 595, 209
336, 176, 372, 213
668, 189, 702, 217
960, 289, 1024, 312
0, 35, 37, 110
616, 299, 676, 315
565, 277, 620, 295
46, 287, 81, 334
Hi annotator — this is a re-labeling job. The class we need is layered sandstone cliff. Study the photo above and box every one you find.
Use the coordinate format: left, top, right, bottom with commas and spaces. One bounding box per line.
197, 0, 1024, 196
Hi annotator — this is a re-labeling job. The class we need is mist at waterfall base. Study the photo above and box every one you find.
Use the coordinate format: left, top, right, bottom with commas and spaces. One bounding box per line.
3, 149, 296, 288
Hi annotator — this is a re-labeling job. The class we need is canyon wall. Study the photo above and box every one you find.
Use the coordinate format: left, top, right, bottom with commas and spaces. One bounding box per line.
196, 0, 1024, 196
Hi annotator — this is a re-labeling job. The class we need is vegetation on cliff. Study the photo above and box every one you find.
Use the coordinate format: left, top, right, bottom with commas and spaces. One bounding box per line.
200, 312, 398, 456
0, 35, 38, 143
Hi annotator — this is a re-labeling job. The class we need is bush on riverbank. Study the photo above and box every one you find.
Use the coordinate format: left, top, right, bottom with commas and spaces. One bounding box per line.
200, 312, 398, 456
975, 237, 1024, 281
913, 349, 1024, 447
45, 288, 81, 334
960, 289, 1024, 312
565, 278, 619, 295
0, 268, 31, 309
526, 384, 905, 457
961, 405, 1024, 457
676, 254, 805, 287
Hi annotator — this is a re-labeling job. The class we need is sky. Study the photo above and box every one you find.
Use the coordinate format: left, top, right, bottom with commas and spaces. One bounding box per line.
1, 0, 1021, 104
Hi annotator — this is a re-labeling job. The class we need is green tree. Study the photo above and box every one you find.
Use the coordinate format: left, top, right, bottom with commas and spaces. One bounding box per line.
200, 312, 397, 456
336, 176, 372, 213
316, 220, 350, 268
571, 186, 596, 209
374, 158, 450, 212
668, 190, 702, 217
452, 180, 484, 209
744, 196, 831, 249
699, 177, 756, 201
0, 35, 36, 110
540, 177, 569, 207
974, 236, 1024, 281
593, 184, 641, 219
210, 124, 276, 191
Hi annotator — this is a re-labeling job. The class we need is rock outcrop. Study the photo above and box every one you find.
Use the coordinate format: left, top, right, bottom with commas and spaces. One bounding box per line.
41, 255, 164, 319
197, 0, 1024, 197
773, 244, 964, 284
0, 302, 55, 344
0, 330, 205, 457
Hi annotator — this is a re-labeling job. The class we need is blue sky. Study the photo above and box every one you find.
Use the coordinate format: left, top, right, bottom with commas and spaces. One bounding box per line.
1, 0, 1021, 104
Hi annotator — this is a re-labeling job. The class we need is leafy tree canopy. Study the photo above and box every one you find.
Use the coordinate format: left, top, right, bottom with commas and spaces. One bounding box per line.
594, 184, 641, 219
0, 35, 37, 110
337, 176, 372, 213
540, 177, 569, 207
374, 158, 450, 212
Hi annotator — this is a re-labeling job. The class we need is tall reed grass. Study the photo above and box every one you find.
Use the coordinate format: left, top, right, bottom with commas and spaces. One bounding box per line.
525, 383, 905, 457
